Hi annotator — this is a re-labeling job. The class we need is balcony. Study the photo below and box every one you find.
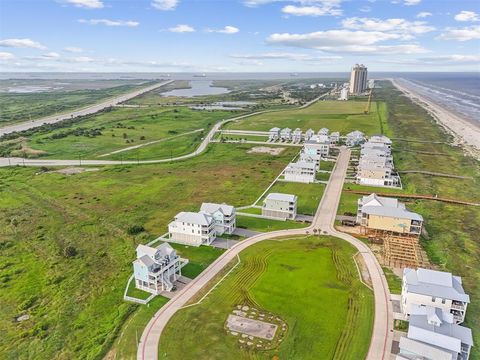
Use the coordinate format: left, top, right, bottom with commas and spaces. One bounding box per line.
452, 302, 465, 310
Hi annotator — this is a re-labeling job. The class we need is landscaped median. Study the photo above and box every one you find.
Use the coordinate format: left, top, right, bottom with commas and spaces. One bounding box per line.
158, 235, 374, 360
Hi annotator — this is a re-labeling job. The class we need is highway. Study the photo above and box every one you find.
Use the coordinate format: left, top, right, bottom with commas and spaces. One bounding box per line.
0, 80, 174, 137
137, 148, 393, 360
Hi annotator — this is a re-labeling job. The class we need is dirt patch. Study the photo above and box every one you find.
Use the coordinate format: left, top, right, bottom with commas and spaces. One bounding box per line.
10, 143, 48, 158
247, 146, 285, 155
51, 167, 100, 175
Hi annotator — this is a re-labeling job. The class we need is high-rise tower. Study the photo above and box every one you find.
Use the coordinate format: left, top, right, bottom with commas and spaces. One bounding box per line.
349, 64, 368, 94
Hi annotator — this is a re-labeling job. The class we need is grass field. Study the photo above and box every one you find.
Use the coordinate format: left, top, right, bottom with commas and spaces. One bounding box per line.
236, 216, 307, 232
338, 81, 480, 356
0, 143, 296, 359
225, 99, 387, 136
0, 81, 152, 126
261, 181, 325, 215
159, 236, 374, 360
4, 106, 235, 160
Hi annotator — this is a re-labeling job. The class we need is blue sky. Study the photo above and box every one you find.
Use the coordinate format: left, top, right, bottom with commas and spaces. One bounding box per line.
0, 0, 479, 72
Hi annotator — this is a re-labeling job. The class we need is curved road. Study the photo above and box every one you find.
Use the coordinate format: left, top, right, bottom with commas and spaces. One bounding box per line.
137, 148, 393, 360
0, 80, 174, 137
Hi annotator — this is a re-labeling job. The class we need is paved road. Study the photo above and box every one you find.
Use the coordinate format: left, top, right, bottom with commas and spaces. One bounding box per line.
0, 80, 174, 137
137, 147, 393, 360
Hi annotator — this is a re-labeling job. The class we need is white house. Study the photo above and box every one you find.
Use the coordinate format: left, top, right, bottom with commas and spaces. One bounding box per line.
361, 142, 392, 156
299, 151, 320, 166
357, 193, 423, 236
168, 211, 216, 246
396, 310, 473, 360
200, 202, 236, 236
133, 243, 188, 294
262, 193, 297, 220
346, 130, 365, 147
368, 134, 392, 149
401, 268, 470, 324
338, 88, 348, 101
359, 152, 394, 169
303, 134, 330, 161
284, 161, 316, 183
304, 128, 315, 141
292, 128, 303, 143
280, 128, 292, 141
357, 165, 400, 187
318, 127, 329, 136
329, 131, 340, 144
269, 127, 281, 141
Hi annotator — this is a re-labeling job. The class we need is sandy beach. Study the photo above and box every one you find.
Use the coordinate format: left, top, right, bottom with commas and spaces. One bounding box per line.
391, 78, 480, 160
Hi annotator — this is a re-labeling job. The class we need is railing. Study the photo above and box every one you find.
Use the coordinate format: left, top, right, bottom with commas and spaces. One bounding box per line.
451, 303, 465, 310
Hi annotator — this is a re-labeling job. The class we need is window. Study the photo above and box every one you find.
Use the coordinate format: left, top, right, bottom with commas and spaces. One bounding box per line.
432, 297, 436, 302
442, 299, 446, 304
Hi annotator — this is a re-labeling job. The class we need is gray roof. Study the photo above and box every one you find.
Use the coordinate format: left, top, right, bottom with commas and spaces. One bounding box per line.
265, 192, 297, 202
360, 193, 402, 208
305, 134, 330, 145
330, 131, 340, 137
404, 268, 470, 303
137, 254, 155, 267
270, 127, 280, 132
175, 211, 213, 226
369, 135, 392, 144
347, 130, 364, 137
200, 202, 235, 216
287, 161, 316, 170
398, 337, 455, 360
362, 205, 423, 221
409, 313, 473, 350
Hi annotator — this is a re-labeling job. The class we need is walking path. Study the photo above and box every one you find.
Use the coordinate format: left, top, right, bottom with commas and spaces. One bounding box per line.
137, 148, 393, 360
0, 80, 174, 137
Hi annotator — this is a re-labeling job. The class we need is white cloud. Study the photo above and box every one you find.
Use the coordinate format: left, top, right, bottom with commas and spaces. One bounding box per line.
416, 12, 432, 18
418, 54, 480, 64
359, 6, 371, 13
151, 0, 178, 11
206, 26, 239, 34
438, 26, 480, 41
42, 52, 60, 59
64, 46, 84, 53
230, 52, 342, 61
78, 19, 139, 27
341, 17, 435, 39
454, 11, 480, 22
404, 0, 420, 5
266, 30, 428, 54
168, 24, 195, 33
0, 52, 15, 60
0, 38, 46, 50
282, 4, 342, 17
65, 0, 104, 8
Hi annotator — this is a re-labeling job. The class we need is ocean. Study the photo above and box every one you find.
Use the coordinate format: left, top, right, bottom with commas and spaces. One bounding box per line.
1, 71, 478, 123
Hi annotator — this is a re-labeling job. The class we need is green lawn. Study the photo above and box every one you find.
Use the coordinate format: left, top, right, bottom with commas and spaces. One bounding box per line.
382, 267, 402, 294
159, 236, 374, 360
236, 216, 307, 232
3, 106, 235, 160
126, 280, 152, 300
261, 181, 325, 215
225, 99, 386, 136
0, 143, 296, 359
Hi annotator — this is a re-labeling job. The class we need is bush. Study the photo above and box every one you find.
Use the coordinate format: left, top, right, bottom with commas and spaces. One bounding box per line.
127, 225, 145, 235
63, 246, 78, 258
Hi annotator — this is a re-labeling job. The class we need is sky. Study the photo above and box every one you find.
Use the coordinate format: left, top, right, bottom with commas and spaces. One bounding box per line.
0, 0, 479, 72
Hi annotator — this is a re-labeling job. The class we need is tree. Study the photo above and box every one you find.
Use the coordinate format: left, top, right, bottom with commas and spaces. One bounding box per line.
123, 133, 127, 139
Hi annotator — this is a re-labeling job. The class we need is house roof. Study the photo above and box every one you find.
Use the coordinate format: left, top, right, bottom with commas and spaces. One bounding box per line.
409, 313, 473, 350
200, 202, 235, 216
135, 243, 176, 267
175, 211, 213, 226
270, 127, 280, 132
360, 193, 401, 208
347, 130, 364, 137
330, 131, 340, 137
398, 337, 455, 360
287, 161, 316, 170
265, 192, 297, 202
305, 134, 330, 145
136, 244, 158, 259
369, 135, 392, 144
403, 268, 470, 303
281, 127, 291, 133
136, 254, 155, 268
362, 205, 423, 221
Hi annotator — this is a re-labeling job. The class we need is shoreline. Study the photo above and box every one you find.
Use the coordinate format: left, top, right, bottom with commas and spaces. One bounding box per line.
390, 78, 480, 160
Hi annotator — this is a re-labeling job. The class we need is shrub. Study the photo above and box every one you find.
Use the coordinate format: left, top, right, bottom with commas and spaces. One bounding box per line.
63, 246, 78, 258
127, 225, 145, 235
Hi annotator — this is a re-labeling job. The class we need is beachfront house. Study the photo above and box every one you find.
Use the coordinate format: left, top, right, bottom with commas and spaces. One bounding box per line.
401, 268, 470, 324
356, 193, 423, 237
200, 202, 236, 236
318, 128, 329, 136
368, 134, 392, 149
269, 127, 281, 141
133, 243, 188, 294
305, 128, 315, 141
346, 130, 365, 147
168, 211, 216, 246
284, 161, 316, 183
292, 128, 303, 143
303, 134, 330, 162
357, 166, 400, 187
300, 151, 319, 166
361, 142, 392, 156
329, 131, 340, 144
396, 310, 473, 360
280, 128, 292, 141
262, 193, 297, 220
